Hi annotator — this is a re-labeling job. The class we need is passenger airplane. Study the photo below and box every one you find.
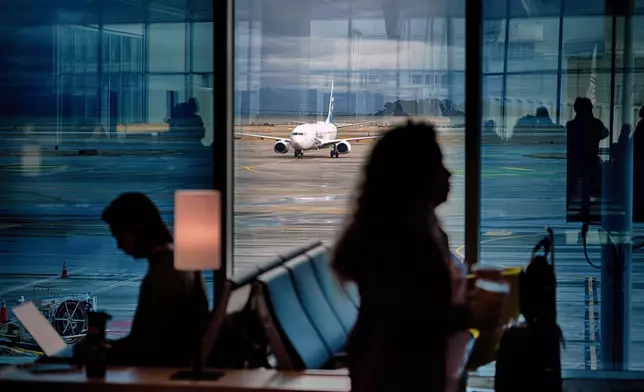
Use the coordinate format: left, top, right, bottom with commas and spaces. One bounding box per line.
235, 81, 378, 158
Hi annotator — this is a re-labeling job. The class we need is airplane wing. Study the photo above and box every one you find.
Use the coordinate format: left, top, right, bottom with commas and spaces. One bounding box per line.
335, 121, 376, 129
235, 133, 290, 142
321, 135, 380, 147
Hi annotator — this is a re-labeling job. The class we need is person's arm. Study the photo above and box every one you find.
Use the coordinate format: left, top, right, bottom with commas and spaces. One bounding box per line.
107, 274, 186, 365
449, 305, 473, 332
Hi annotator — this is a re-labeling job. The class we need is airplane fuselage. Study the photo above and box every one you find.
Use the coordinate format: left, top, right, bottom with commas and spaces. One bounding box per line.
289, 122, 338, 151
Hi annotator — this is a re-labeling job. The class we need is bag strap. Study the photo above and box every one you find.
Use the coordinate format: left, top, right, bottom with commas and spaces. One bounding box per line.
530, 227, 555, 268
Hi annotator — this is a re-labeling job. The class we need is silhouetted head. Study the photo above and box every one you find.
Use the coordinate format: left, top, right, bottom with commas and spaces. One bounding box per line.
102, 193, 173, 259
639, 105, 644, 119
573, 97, 594, 117
356, 121, 451, 215
333, 121, 451, 282
536, 106, 549, 118
187, 98, 198, 114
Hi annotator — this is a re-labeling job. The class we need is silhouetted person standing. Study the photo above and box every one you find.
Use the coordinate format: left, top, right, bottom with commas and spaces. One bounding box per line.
167, 97, 205, 141
535, 106, 558, 128
634, 106, 644, 220
333, 122, 493, 392
566, 97, 608, 221
99, 192, 209, 367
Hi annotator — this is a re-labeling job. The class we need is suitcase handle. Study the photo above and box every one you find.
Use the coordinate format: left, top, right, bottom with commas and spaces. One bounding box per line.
531, 227, 555, 267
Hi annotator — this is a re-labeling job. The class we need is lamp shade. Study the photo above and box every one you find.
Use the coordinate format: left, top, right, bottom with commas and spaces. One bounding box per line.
174, 190, 221, 271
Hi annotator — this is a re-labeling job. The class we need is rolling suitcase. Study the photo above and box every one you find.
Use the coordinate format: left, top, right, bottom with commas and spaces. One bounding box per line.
495, 228, 564, 392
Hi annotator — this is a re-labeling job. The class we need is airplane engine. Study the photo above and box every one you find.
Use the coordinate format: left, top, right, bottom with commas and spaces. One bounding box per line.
273, 140, 289, 154
336, 141, 352, 154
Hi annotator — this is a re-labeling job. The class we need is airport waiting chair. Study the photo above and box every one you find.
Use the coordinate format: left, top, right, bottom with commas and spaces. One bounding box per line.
278, 240, 323, 264
343, 282, 360, 309
306, 246, 358, 335
319, 244, 361, 309
284, 255, 347, 355
255, 266, 332, 370
200, 241, 326, 368
251, 240, 323, 275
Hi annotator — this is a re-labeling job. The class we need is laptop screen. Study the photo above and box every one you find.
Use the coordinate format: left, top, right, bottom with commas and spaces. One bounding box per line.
12, 301, 69, 357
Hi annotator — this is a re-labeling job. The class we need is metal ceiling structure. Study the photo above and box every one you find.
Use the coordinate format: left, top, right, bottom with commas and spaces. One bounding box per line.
2, 0, 214, 25
2, 0, 623, 27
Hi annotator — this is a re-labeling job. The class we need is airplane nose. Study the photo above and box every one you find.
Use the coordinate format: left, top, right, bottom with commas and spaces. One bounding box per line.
291, 136, 306, 149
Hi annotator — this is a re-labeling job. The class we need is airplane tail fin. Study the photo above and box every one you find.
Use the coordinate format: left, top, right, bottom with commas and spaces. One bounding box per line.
325, 80, 335, 124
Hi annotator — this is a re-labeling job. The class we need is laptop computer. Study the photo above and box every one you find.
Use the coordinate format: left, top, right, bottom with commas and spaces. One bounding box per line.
11, 301, 75, 363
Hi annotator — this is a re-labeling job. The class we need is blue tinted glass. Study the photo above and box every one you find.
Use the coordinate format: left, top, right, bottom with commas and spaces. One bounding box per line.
1, 2, 214, 358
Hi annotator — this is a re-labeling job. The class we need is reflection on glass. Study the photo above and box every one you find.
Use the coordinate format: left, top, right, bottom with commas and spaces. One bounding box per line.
480, 0, 644, 374
1, 3, 213, 359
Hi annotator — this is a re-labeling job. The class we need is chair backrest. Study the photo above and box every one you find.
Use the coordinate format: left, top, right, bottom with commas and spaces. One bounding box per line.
342, 282, 360, 309
279, 240, 323, 262
306, 246, 357, 334
256, 266, 331, 369
201, 241, 322, 366
285, 255, 347, 354
320, 244, 360, 309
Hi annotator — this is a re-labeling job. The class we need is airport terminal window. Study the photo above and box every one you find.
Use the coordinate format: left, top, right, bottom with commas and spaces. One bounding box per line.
479, 0, 644, 374
233, 1, 467, 276
1, 3, 213, 360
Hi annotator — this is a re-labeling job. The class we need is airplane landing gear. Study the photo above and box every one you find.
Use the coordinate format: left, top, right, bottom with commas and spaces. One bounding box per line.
330, 146, 339, 158
294, 150, 304, 159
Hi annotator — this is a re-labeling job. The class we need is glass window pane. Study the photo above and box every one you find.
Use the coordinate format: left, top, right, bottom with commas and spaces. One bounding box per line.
148, 23, 186, 72
484, 19, 506, 74
1, 2, 213, 362
503, 73, 558, 135
122, 36, 132, 73
510, 0, 562, 18
59, 26, 73, 73
110, 34, 121, 73
192, 22, 213, 72
483, 75, 503, 137
480, 0, 644, 376
73, 27, 86, 73
147, 75, 186, 123
86, 29, 99, 73
506, 18, 560, 72
233, 2, 465, 273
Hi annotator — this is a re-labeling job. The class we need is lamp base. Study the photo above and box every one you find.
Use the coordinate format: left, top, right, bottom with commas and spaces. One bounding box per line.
170, 369, 225, 381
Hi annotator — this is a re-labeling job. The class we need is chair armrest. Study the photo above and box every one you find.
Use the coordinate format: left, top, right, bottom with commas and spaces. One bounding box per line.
327, 351, 348, 369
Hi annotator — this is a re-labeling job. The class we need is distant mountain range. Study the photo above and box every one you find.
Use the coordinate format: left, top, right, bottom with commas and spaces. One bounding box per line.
233, 87, 464, 117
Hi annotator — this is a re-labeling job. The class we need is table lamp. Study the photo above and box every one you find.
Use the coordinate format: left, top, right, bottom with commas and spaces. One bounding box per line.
170, 189, 224, 381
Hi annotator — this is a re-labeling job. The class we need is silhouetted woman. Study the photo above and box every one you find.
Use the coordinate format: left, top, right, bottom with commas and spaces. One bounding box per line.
333, 121, 471, 392
99, 192, 209, 366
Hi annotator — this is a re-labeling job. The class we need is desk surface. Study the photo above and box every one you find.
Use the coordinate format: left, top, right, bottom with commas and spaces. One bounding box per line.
0, 366, 350, 392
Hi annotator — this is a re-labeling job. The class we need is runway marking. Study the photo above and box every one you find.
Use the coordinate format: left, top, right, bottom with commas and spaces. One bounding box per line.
501, 167, 535, 172
0, 268, 88, 296
483, 231, 513, 236
585, 277, 600, 370
92, 274, 145, 294
237, 156, 330, 173
234, 160, 285, 172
